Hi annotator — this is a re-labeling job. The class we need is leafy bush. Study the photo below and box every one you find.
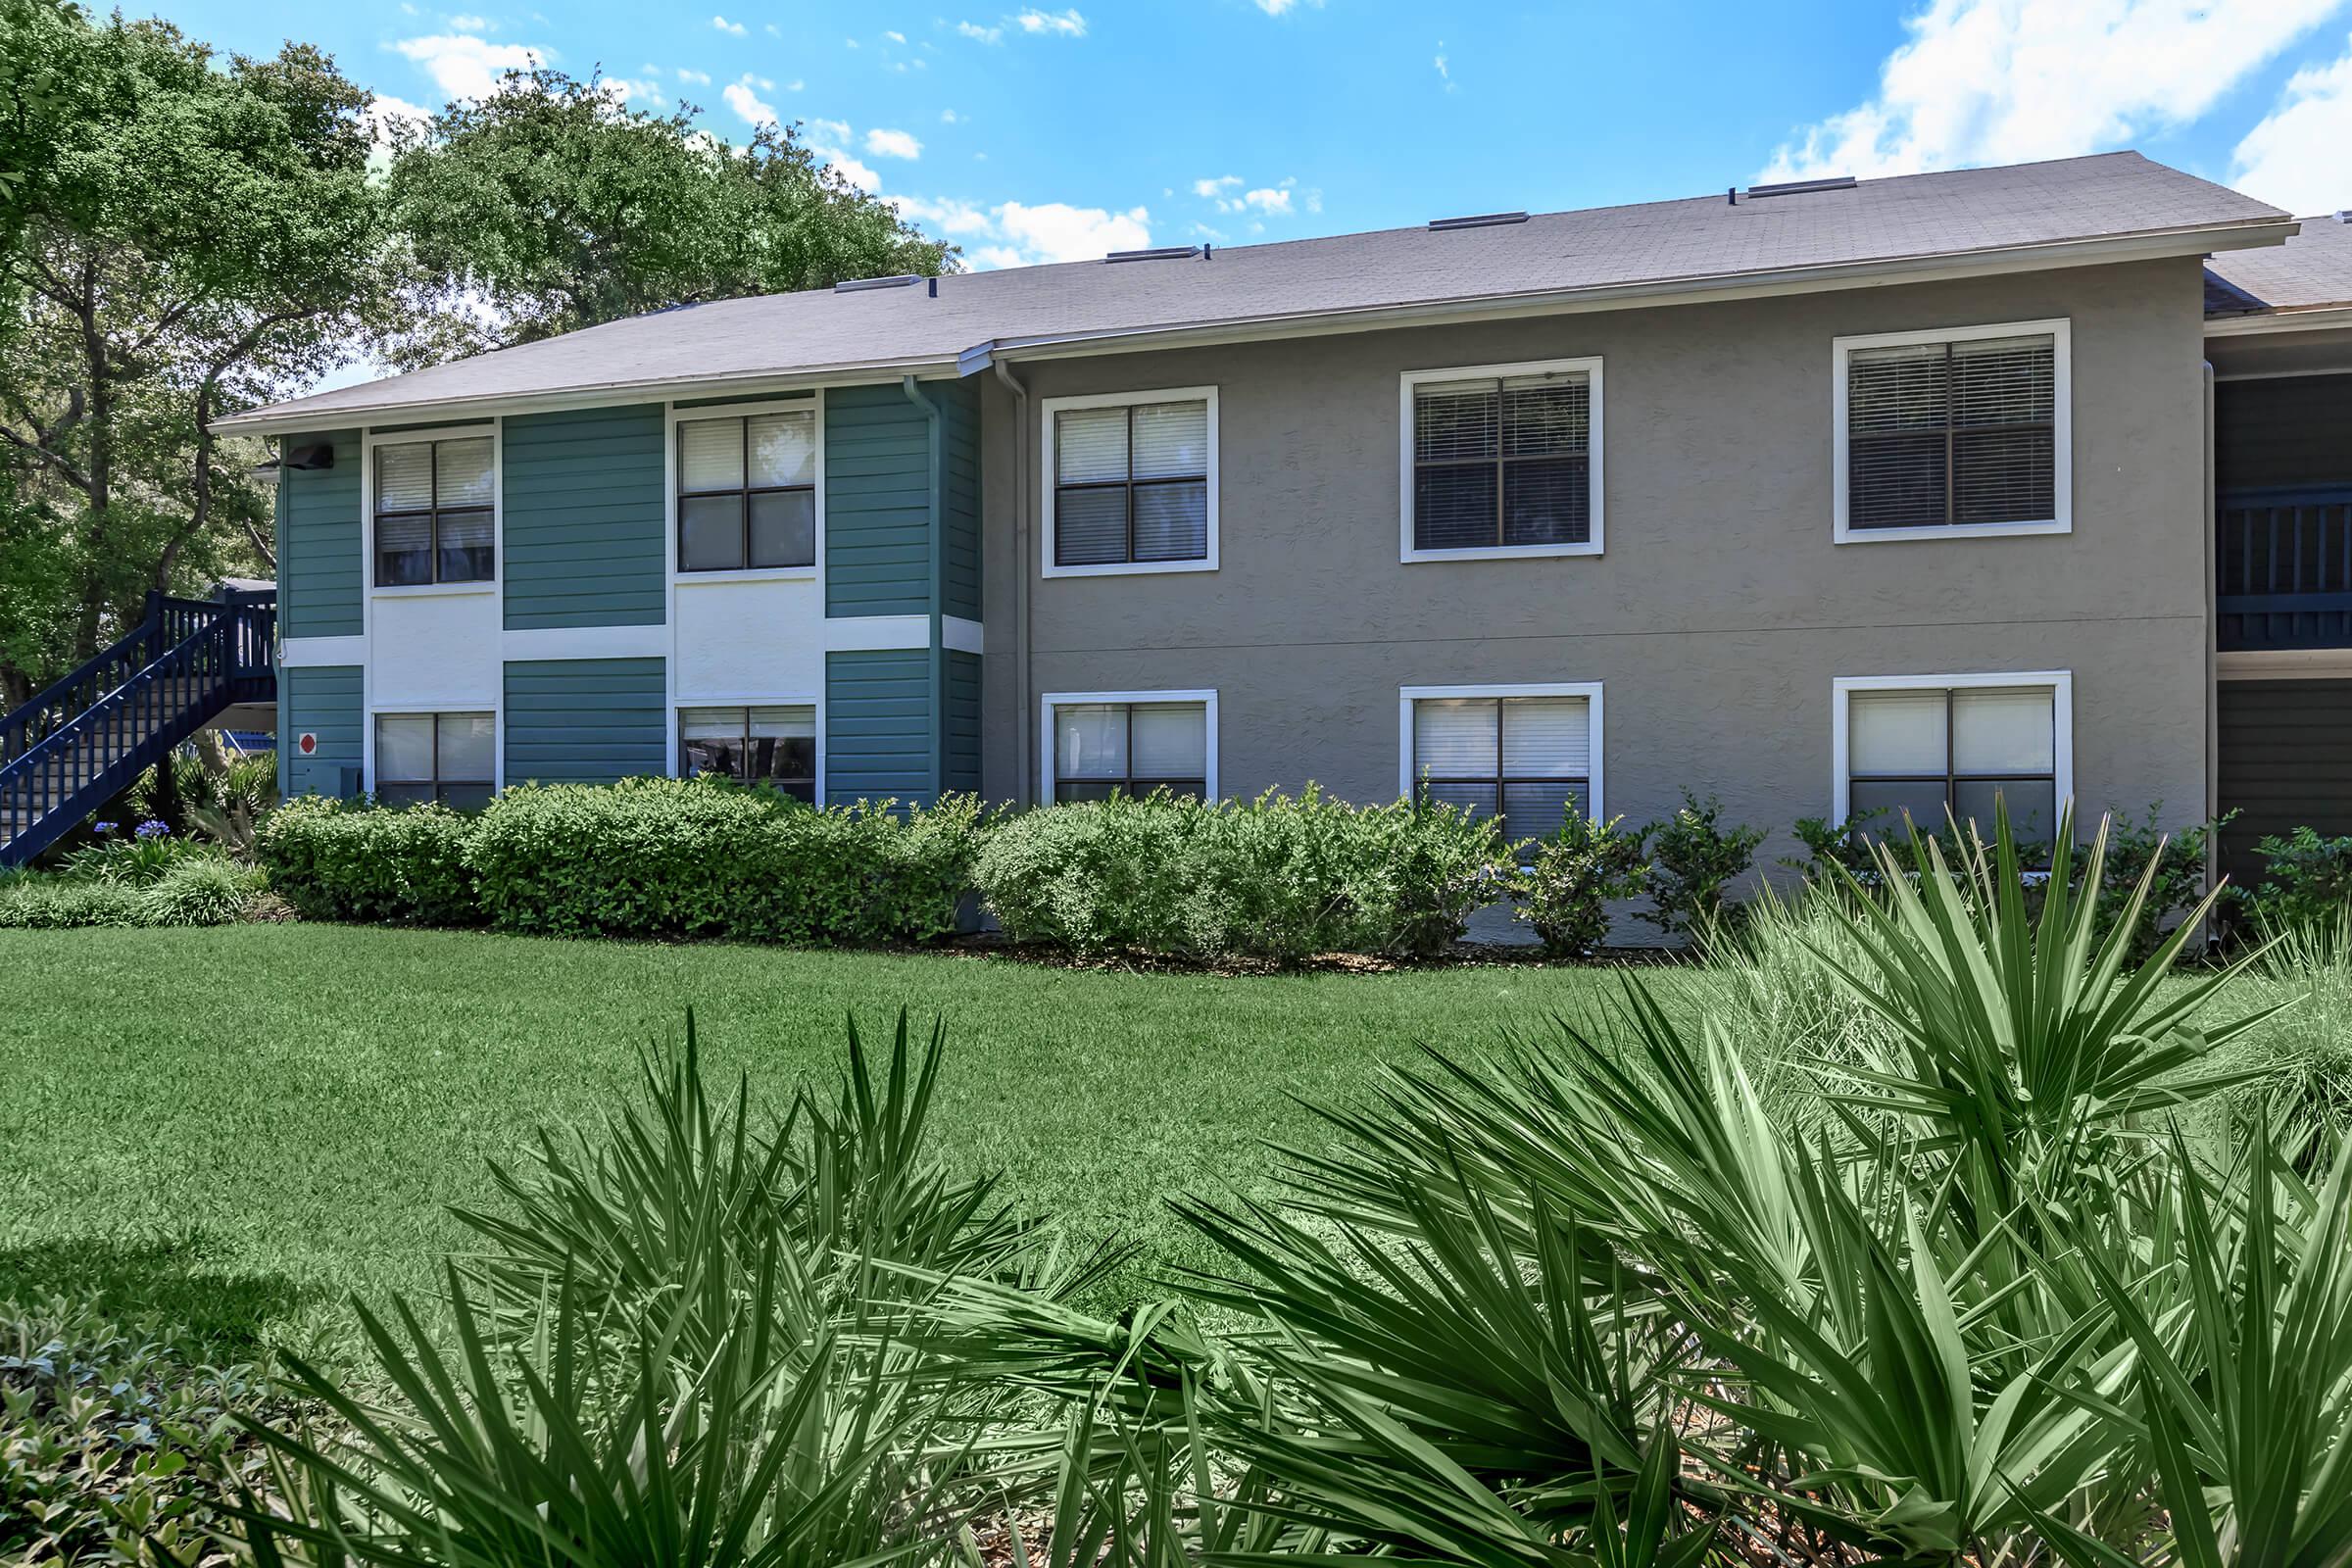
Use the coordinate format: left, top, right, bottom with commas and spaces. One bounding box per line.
466, 777, 992, 944
1638, 789, 1763, 939
0, 878, 146, 928
138, 856, 261, 926
1508, 811, 1646, 957
972, 788, 1505, 962
2244, 823, 2352, 929
2224, 909, 2352, 1166
256, 795, 480, 925
55, 832, 220, 886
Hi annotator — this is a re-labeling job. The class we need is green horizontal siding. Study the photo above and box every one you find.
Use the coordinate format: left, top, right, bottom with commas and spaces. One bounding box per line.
824, 384, 932, 617
825, 649, 933, 805
944, 649, 982, 796
280, 430, 362, 638
280, 665, 363, 798
503, 658, 667, 784
503, 404, 666, 629
940, 379, 982, 622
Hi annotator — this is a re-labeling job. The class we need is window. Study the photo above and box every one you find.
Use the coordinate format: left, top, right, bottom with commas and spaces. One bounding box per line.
679, 706, 816, 802
1045, 694, 1213, 801
1837, 674, 2071, 844
375, 712, 494, 808
677, 408, 817, 572
1043, 389, 1215, 574
1836, 321, 2070, 540
1401, 359, 1601, 560
1401, 685, 1598, 842
374, 435, 494, 585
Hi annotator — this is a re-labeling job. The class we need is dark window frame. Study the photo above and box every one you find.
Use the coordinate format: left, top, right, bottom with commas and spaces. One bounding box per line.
1412, 696, 1590, 843
1052, 400, 1211, 568
677, 705, 817, 803
1051, 701, 1208, 802
1408, 369, 1594, 555
374, 710, 493, 808
1844, 332, 2059, 533
373, 436, 496, 587
676, 411, 817, 573
1845, 685, 2058, 839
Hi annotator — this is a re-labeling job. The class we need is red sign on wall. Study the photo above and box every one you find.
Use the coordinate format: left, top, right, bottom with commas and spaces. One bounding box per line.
297, 732, 318, 755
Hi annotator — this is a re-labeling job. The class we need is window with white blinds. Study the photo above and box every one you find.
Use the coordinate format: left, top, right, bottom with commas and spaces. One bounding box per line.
1838, 322, 2068, 538
1044, 389, 1216, 573
1841, 678, 2065, 843
676, 406, 817, 572
1050, 698, 1211, 801
679, 705, 816, 802
1402, 359, 1601, 559
375, 711, 494, 808
374, 435, 495, 586
1408, 690, 1594, 842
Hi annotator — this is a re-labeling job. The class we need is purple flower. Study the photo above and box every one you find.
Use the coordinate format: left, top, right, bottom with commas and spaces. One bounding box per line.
94, 820, 118, 835
135, 819, 171, 839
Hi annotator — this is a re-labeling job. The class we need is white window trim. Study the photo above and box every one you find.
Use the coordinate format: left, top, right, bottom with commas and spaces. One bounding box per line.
366, 702, 504, 797
1397, 357, 1604, 564
1831, 669, 2074, 826
664, 395, 825, 586
1039, 386, 1220, 579
1039, 688, 1219, 800
362, 423, 503, 595
1396, 681, 1605, 820
1831, 318, 2073, 544
673, 697, 824, 802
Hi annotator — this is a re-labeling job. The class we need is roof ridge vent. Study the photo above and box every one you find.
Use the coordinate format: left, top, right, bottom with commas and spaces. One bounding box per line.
1104, 245, 1203, 264
835, 273, 923, 292
1428, 211, 1528, 231
1744, 174, 1856, 199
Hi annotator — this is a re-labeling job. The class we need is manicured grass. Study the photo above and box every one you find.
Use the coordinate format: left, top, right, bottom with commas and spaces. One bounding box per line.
0, 925, 1629, 1353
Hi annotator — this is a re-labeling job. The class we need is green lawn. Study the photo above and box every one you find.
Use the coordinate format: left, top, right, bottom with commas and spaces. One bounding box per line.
0, 925, 1630, 1353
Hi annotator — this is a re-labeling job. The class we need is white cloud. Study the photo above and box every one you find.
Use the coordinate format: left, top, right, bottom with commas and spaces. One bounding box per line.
1192, 173, 1241, 198
2231, 31, 2352, 215
1194, 172, 1309, 219
1014, 8, 1086, 36
711, 13, 747, 34
890, 193, 995, 234
785, 78, 805, 91
806, 117, 852, 142
764, 22, 779, 35
956, 20, 1004, 41
447, 14, 492, 32
1242, 185, 1291, 215
722, 79, 777, 125
864, 126, 923, 159
891, 193, 1150, 265
390, 34, 545, 103
1764, 0, 2344, 181
885, 28, 906, 42
604, 75, 663, 106
1254, 0, 1313, 11
827, 152, 882, 190
1434, 44, 1451, 90
676, 67, 712, 84
940, 108, 960, 122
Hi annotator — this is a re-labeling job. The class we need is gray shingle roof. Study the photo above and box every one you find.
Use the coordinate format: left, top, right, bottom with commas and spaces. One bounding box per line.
224, 151, 2288, 431
2204, 213, 2352, 317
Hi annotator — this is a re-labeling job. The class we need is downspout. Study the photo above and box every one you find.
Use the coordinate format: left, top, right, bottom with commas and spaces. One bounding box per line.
902, 375, 946, 805
2202, 359, 2220, 918
992, 358, 1033, 807
271, 436, 290, 805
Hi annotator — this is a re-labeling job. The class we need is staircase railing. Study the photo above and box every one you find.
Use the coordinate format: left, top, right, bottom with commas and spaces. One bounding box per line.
0, 588, 275, 866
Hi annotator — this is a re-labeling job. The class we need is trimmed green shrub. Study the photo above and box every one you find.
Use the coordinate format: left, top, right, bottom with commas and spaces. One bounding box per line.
55, 833, 221, 886
256, 795, 480, 925
1638, 790, 1763, 939
0, 878, 146, 928
1509, 812, 1647, 958
972, 787, 1505, 962
2245, 824, 2352, 930
139, 856, 262, 926
466, 777, 992, 945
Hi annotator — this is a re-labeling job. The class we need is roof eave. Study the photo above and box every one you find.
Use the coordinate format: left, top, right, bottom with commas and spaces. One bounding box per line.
2205, 304, 2352, 337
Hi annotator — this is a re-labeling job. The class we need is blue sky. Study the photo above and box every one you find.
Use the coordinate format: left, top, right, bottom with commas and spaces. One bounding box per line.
160, 0, 2352, 268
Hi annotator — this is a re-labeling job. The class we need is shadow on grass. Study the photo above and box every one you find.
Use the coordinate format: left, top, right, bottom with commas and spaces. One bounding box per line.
0, 1230, 311, 1357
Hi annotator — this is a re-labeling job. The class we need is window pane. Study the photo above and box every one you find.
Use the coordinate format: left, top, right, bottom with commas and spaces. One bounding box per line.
376, 714, 435, 782
437, 712, 495, 782
775, 776, 816, 805
1956, 779, 2055, 844
1055, 780, 1123, 803
1501, 374, 1587, 458
437, 509, 495, 582
435, 438, 494, 508
749, 490, 815, 567
747, 411, 815, 488
1414, 380, 1498, 463
375, 513, 433, 586
1054, 486, 1128, 565
1848, 342, 1947, 432
1950, 334, 2053, 427
748, 705, 815, 740
1130, 704, 1206, 777
1850, 778, 1951, 833
1503, 457, 1590, 546
1130, 400, 1207, 479
1849, 434, 1950, 530
1132, 481, 1208, 562
682, 736, 743, 779
1849, 690, 1946, 775
1055, 704, 1128, 780
1500, 697, 1589, 777
1952, 687, 2054, 774
1502, 779, 1587, 842
679, 494, 744, 571
680, 417, 745, 492
376, 782, 434, 808
1414, 464, 1498, 551
1421, 779, 1498, 822
1953, 427, 2055, 524
441, 782, 495, 811
375, 443, 433, 514
1414, 698, 1497, 778
680, 707, 745, 740
1056, 406, 1128, 484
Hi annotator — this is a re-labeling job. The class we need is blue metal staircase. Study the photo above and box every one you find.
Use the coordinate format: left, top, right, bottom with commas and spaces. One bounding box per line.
0, 588, 276, 867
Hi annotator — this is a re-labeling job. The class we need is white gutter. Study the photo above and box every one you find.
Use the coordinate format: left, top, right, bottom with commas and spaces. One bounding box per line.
2204, 305, 2352, 337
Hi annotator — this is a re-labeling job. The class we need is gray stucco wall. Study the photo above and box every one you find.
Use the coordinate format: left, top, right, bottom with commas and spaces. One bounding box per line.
976, 257, 2215, 863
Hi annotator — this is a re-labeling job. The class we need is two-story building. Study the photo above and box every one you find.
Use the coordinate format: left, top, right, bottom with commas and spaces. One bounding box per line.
219, 151, 2352, 881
